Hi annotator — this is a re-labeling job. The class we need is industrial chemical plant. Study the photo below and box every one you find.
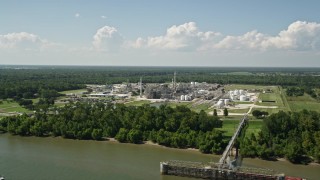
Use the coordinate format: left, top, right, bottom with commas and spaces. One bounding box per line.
56, 72, 263, 115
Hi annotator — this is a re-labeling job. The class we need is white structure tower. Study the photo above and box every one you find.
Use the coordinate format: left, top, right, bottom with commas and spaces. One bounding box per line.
173, 71, 176, 91
139, 77, 142, 98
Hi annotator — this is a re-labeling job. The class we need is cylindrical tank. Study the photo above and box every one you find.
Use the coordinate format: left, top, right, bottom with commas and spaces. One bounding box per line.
217, 99, 224, 108
184, 95, 189, 101
239, 89, 244, 95
240, 95, 247, 101
180, 95, 185, 101
234, 89, 239, 95
224, 99, 230, 105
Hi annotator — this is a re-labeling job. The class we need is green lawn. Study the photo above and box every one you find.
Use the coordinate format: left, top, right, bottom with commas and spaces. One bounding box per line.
0, 100, 32, 114
168, 102, 192, 108
286, 93, 320, 112
228, 108, 249, 114
218, 120, 263, 137
255, 86, 290, 112
245, 120, 264, 136
31, 98, 40, 103
191, 103, 211, 112
125, 100, 150, 106
225, 84, 276, 91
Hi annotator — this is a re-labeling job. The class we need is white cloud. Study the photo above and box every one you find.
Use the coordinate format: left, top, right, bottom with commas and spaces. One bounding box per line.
262, 21, 320, 50
215, 21, 320, 51
2, 20, 319, 58
75, 13, 80, 18
132, 22, 221, 51
92, 26, 124, 51
214, 30, 267, 50
101, 15, 107, 19
0, 32, 59, 50
131, 21, 320, 52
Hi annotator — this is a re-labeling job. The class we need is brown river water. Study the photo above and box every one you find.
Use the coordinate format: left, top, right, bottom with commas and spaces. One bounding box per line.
0, 134, 319, 180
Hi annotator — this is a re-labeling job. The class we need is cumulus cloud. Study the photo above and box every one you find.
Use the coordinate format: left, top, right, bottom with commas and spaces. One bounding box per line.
0, 32, 58, 50
131, 22, 221, 51
3, 21, 319, 55
131, 21, 320, 52
215, 21, 320, 51
75, 13, 80, 18
92, 26, 124, 51
263, 21, 320, 50
214, 30, 268, 50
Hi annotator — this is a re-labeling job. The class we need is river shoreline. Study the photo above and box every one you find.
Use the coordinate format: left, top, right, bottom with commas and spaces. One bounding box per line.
105, 136, 319, 166
1, 133, 319, 166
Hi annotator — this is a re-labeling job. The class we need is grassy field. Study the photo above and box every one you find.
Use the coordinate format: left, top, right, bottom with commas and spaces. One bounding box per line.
0, 100, 31, 114
255, 86, 290, 112
225, 84, 276, 91
286, 93, 320, 112
219, 120, 263, 137
125, 100, 150, 106
228, 108, 249, 114
168, 102, 192, 108
191, 102, 211, 112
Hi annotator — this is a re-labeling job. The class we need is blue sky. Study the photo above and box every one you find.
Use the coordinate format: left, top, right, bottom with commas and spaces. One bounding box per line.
1, 0, 320, 67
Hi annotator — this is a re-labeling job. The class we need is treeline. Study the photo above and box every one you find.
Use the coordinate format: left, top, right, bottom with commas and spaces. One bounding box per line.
241, 110, 320, 164
0, 103, 225, 154
286, 86, 319, 99
1, 67, 320, 100
0, 68, 84, 99
286, 87, 305, 96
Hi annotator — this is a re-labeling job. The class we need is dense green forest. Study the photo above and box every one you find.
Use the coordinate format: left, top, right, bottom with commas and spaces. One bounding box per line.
1, 66, 320, 99
0, 103, 225, 154
241, 110, 320, 163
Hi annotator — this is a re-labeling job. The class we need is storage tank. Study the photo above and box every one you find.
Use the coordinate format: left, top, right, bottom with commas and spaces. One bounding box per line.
180, 95, 185, 101
184, 95, 189, 101
234, 89, 239, 95
240, 95, 247, 101
217, 99, 224, 108
239, 89, 244, 95
224, 99, 230, 105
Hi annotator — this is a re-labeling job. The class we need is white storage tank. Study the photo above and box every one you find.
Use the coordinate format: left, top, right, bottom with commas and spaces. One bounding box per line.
239, 89, 244, 95
217, 99, 224, 108
224, 99, 230, 105
184, 95, 189, 101
231, 94, 237, 100
234, 89, 240, 95
180, 95, 185, 101
240, 95, 247, 101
